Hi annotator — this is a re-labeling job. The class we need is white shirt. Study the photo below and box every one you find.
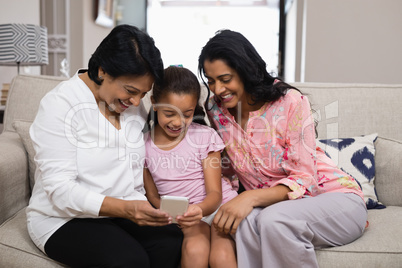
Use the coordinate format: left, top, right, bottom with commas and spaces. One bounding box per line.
26, 71, 148, 252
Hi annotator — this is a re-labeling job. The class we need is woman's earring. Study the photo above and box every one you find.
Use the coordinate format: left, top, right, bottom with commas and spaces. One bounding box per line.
99, 75, 103, 80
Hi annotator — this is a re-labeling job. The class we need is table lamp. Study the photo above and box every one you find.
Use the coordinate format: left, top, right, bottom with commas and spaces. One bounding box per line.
0, 23, 48, 74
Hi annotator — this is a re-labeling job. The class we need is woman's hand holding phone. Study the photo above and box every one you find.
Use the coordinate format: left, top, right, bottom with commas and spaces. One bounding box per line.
126, 200, 171, 226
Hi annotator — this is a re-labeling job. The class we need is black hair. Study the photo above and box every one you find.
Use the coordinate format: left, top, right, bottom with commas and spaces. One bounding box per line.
147, 66, 207, 130
88, 24, 163, 86
198, 29, 298, 106
198, 29, 318, 136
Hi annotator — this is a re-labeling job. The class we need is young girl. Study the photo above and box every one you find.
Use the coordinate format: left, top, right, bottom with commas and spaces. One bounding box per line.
143, 66, 238, 268
198, 29, 367, 268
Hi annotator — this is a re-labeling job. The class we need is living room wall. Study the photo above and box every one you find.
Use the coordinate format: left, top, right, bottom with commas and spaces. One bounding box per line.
1, 0, 401, 85
69, 0, 111, 75
285, 0, 402, 84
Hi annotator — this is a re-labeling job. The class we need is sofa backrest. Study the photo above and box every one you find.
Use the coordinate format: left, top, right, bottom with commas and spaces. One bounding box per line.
291, 82, 402, 141
291, 82, 402, 207
4, 75, 67, 133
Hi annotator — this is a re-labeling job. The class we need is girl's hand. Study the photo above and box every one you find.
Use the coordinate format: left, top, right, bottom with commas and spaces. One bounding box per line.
126, 200, 171, 226
213, 192, 254, 235
176, 204, 203, 228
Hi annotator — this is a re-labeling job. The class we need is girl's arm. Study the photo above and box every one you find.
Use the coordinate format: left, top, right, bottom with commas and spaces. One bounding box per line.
198, 150, 223, 215
177, 151, 223, 227
143, 168, 161, 208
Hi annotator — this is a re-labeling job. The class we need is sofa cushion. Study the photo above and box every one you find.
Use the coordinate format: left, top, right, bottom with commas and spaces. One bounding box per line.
4, 75, 66, 133
0, 131, 30, 225
13, 120, 35, 191
0, 208, 65, 267
374, 137, 402, 207
316, 133, 384, 209
316, 206, 402, 267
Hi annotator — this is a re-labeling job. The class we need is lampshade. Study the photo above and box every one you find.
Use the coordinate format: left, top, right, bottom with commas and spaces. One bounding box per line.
0, 23, 48, 72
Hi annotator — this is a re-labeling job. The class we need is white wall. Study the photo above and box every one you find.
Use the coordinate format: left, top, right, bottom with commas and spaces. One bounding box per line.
69, 0, 111, 73
2, 1, 401, 85
286, 0, 402, 84
0, 0, 41, 86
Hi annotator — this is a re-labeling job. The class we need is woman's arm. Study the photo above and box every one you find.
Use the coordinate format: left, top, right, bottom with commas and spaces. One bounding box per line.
270, 92, 319, 199
143, 168, 161, 208
213, 92, 316, 234
213, 185, 290, 234
32, 87, 170, 226
99, 196, 171, 226
177, 150, 223, 227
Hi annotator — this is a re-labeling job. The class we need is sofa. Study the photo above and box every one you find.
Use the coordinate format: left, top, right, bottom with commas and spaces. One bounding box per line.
0, 74, 401, 267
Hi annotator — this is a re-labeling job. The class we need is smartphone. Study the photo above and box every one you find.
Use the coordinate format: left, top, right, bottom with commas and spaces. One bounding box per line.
160, 195, 189, 223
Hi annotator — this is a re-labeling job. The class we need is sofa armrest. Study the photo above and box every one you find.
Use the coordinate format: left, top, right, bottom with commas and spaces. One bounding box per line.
0, 131, 30, 225
374, 136, 402, 207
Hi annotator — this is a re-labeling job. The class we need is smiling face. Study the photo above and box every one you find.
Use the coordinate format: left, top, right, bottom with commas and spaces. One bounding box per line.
96, 71, 154, 114
153, 92, 198, 141
203, 59, 248, 110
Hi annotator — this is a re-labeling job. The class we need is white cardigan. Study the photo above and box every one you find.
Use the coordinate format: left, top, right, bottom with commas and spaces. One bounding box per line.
26, 71, 148, 252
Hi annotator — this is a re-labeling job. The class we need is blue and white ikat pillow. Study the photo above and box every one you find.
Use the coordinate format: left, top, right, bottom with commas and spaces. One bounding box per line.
316, 133, 385, 209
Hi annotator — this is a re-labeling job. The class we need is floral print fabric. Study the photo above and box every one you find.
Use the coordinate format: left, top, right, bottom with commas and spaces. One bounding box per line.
207, 89, 364, 201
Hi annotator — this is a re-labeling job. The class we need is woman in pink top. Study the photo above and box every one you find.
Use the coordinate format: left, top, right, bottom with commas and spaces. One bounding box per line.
143, 66, 238, 268
198, 30, 367, 268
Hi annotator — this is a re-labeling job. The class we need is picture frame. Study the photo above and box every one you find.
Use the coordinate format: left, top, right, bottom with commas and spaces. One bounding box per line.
94, 0, 115, 28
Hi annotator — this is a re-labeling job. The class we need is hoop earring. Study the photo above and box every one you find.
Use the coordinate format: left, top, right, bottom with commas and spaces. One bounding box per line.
99, 75, 103, 79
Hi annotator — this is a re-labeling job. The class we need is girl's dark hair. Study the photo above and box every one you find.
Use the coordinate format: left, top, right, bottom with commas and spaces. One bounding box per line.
198, 29, 298, 106
147, 66, 207, 130
88, 24, 163, 86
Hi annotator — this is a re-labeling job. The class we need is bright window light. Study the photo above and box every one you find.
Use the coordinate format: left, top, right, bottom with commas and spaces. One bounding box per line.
147, 0, 279, 79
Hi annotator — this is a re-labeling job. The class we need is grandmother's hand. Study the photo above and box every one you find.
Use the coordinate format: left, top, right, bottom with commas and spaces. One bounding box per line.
126, 200, 171, 226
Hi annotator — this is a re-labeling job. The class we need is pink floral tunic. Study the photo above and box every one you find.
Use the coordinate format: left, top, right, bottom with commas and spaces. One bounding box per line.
207, 88, 364, 201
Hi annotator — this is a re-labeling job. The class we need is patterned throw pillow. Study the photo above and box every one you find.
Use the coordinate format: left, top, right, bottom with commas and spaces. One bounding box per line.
316, 133, 385, 209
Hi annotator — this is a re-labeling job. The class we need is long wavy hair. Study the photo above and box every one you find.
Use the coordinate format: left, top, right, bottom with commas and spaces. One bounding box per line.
198, 29, 318, 136
198, 29, 298, 106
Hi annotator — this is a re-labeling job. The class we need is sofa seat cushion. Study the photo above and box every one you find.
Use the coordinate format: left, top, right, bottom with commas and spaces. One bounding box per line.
0, 208, 65, 267
316, 206, 402, 267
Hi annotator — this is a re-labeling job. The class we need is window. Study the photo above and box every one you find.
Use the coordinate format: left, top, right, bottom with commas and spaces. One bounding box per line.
147, 0, 280, 79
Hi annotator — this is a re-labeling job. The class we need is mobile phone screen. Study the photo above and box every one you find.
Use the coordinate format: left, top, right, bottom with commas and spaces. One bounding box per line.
160, 196, 189, 223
